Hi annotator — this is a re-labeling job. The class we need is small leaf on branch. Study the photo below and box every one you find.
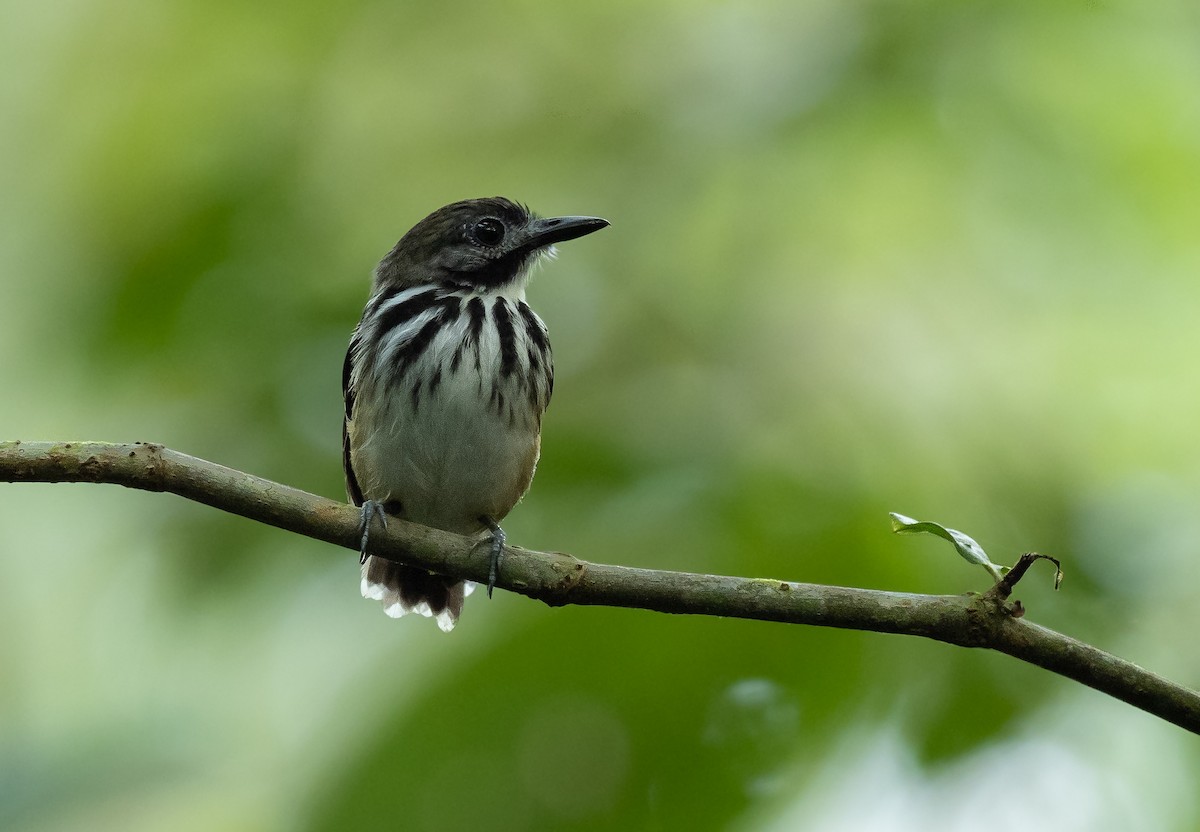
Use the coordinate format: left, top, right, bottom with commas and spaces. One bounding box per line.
889, 512, 1006, 582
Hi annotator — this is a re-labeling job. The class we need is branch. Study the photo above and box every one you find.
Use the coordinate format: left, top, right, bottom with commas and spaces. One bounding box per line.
3, 440, 1198, 734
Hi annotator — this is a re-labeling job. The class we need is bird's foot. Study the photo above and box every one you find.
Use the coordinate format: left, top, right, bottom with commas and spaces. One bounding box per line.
358, 500, 388, 565
480, 516, 505, 598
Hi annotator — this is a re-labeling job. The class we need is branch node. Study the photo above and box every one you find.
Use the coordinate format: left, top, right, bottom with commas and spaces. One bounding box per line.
137, 442, 168, 491
536, 556, 588, 606
557, 559, 587, 594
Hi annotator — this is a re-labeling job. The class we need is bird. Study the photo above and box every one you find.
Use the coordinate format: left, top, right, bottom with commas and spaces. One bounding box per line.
342, 197, 609, 631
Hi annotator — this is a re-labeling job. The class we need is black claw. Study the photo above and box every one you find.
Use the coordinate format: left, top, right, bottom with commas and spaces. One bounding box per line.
359, 500, 388, 565
481, 516, 505, 598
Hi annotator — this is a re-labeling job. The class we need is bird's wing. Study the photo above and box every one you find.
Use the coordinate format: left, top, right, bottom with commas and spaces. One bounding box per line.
342, 337, 364, 507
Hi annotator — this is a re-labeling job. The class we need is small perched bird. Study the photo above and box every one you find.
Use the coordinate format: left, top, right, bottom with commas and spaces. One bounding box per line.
343, 197, 609, 631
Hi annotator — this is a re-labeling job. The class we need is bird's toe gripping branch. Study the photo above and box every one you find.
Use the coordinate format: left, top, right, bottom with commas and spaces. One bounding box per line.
358, 500, 388, 565
480, 516, 506, 598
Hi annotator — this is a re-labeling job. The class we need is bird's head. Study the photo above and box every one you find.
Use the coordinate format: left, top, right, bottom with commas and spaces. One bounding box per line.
375, 197, 609, 292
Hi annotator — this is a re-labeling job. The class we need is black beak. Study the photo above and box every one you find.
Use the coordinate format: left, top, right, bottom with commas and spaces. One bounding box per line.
523, 215, 610, 250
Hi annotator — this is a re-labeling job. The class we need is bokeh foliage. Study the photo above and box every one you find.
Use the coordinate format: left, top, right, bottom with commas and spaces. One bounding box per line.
2, 0, 1199, 829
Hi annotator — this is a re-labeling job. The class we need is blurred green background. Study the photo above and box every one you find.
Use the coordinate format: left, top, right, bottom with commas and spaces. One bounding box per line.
2, 0, 1199, 829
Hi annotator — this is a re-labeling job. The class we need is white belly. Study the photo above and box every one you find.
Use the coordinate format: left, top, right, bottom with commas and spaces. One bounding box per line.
350, 385, 539, 534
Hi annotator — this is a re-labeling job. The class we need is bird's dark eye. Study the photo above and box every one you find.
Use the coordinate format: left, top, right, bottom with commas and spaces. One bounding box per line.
471, 218, 506, 247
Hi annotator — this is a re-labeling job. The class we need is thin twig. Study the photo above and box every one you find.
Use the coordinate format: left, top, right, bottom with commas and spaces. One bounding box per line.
2, 439, 1198, 734
989, 552, 1064, 600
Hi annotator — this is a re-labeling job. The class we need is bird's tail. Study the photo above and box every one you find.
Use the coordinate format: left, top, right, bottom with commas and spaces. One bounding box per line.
360, 556, 472, 632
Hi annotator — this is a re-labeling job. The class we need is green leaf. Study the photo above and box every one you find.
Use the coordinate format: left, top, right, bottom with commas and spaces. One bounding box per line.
889, 512, 1006, 582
